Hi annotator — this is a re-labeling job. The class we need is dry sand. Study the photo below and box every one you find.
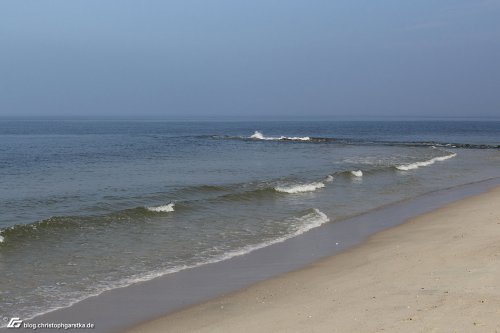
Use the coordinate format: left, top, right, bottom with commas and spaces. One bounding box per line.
126, 186, 500, 333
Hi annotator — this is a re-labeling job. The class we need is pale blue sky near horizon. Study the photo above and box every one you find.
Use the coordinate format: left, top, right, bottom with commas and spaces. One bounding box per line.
0, 0, 499, 119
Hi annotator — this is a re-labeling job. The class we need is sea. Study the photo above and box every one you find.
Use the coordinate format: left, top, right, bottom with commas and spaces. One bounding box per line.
0, 120, 499, 326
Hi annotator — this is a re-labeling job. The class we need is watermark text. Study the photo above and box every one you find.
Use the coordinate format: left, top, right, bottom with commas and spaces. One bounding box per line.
6, 318, 95, 330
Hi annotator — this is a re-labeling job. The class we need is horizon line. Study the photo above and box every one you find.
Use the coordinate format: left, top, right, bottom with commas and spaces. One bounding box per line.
1, 115, 500, 122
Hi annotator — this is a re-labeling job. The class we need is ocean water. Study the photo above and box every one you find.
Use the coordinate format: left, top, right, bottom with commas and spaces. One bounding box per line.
0, 120, 499, 325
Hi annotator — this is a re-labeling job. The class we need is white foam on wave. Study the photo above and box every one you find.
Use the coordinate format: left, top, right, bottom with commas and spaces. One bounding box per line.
161, 209, 329, 266
293, 208, 330, 232
396, 153, 457, 171
0, 234, 4, 243
351, 170, 363, 177
250, 130, 267, 140
146, 202, 175, 212
285, 136, 311, 141
275, 182, 325, 193
210, 209, 330, 261
324, 175, 334, 182
249, 131, 310, 141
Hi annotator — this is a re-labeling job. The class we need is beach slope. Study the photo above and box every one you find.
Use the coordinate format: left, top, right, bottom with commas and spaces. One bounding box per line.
126, 186, 500, 332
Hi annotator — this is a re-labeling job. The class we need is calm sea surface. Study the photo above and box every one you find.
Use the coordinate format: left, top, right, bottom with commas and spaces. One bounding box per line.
0, 120, 499, 325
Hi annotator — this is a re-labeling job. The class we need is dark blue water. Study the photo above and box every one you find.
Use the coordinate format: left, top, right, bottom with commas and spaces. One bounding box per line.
0, 120, 499, 325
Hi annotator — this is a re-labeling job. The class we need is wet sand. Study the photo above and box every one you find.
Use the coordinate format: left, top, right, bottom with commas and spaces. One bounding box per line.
126, 185, 500, 332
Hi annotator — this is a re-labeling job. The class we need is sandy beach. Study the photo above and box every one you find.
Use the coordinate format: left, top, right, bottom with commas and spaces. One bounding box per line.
126, 185, 500, 333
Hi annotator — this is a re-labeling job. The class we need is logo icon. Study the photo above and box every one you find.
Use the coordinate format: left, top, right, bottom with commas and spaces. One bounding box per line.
7, 318, 22, 329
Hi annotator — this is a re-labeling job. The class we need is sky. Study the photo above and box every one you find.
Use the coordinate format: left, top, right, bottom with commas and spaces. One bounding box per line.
0, 0, 499, 119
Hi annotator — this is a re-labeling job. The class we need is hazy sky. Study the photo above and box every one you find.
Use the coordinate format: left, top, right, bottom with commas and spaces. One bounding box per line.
1, 0, 499, 119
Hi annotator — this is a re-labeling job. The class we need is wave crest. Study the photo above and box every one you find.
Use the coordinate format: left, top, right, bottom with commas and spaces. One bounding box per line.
146, 202, 175, 213
275, 182, 325, 194
294, 208, 330, 231
396, 153, 457, 171
350, 170, 363, 177
250, 131, 310, 141
202, 208, 330, 261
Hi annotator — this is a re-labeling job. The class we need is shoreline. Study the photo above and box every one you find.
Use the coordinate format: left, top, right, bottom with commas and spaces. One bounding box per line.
4, 177, 499, 333
127, 183, 500, 332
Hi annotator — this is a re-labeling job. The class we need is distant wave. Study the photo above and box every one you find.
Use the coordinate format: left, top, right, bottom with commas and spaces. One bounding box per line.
250, 131, 311, 141
395, 153, 457, 171
146, 202, 175, 213
210, 134, 499, 149
210, 133, 338, 143
350, 170, 363, 177
274, 182, 325, 193
391, 142, 499, 150
324, 175, 335, 182
354, 140, 499, 150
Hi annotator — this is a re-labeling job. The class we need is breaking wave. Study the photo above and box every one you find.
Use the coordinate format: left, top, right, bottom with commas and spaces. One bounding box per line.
112, 208, 330, 292
396, 153, 457, 171
250, 131, 311, 141
350, 170, 363, 177
210, 133, 499, 149
146, 202, 175, 213
0, 203, 179, 243
274, 182, 325, 193
325, 175, 334, 182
